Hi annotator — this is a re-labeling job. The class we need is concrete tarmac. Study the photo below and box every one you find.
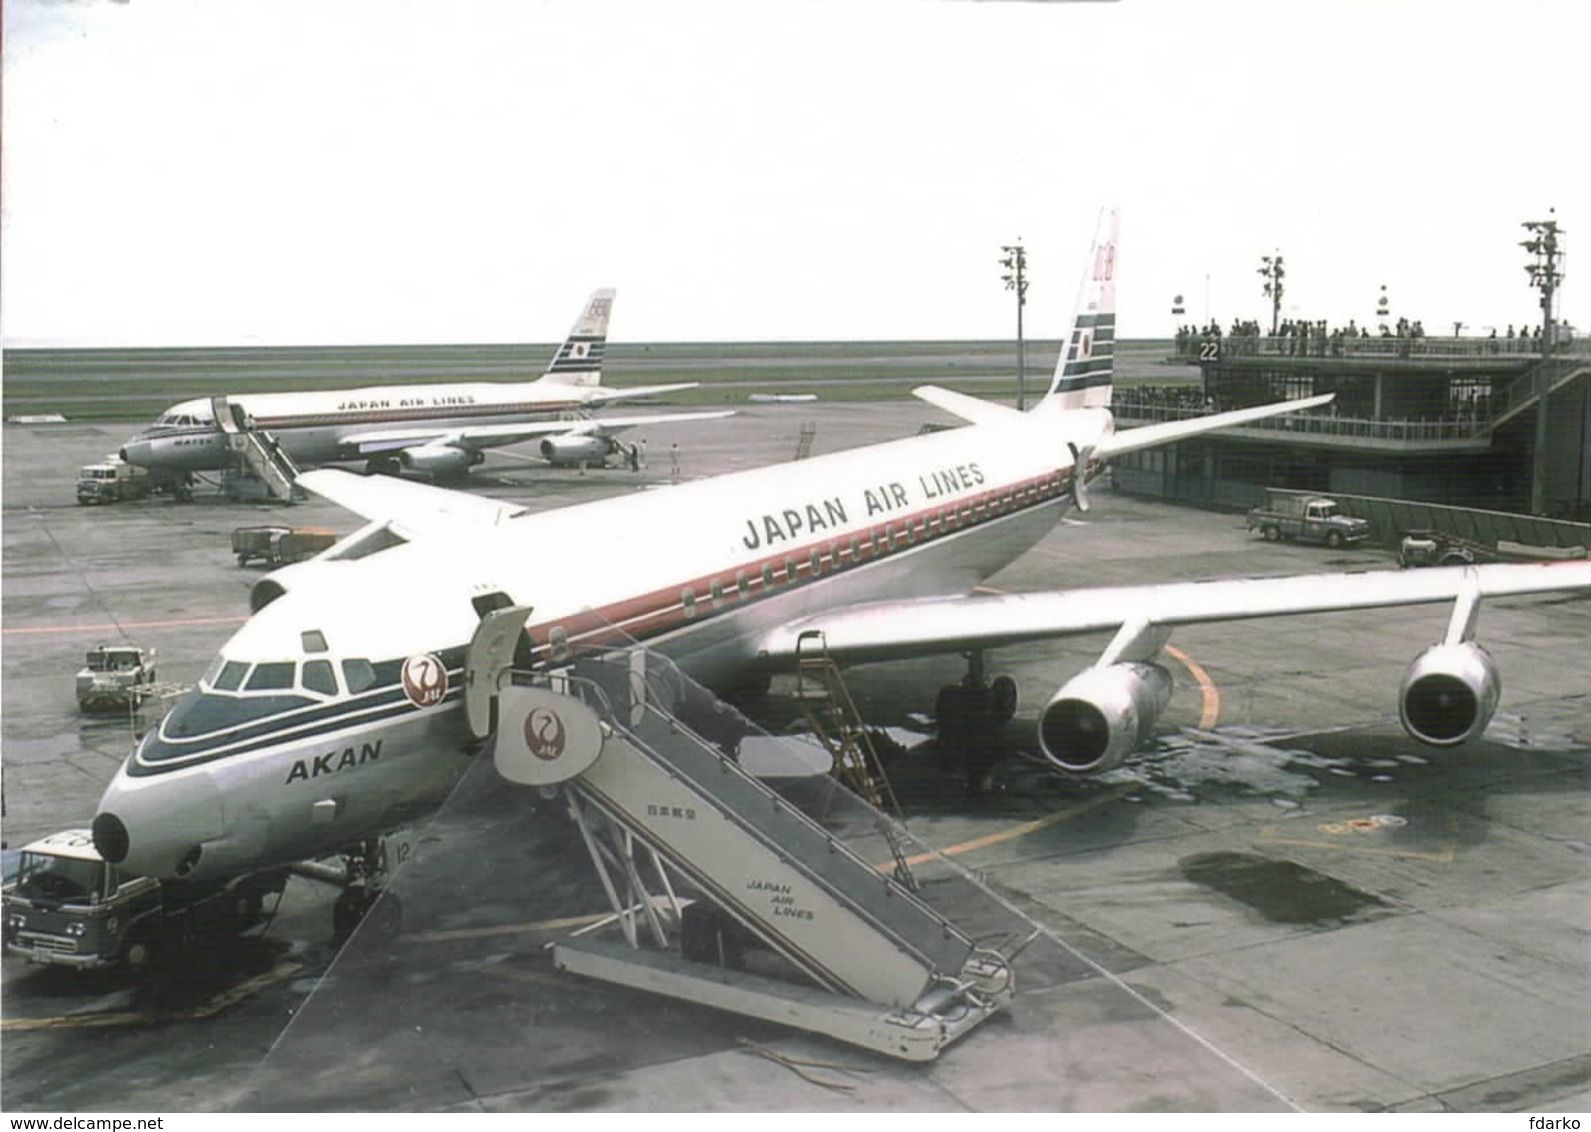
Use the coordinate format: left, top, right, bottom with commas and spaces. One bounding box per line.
2, 403, 1587, 1113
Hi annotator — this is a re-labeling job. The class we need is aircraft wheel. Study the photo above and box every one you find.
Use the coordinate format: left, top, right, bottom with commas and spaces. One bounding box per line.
989, 675, 1018, 723
365, 893, 403, 939
936, 684, 972, 745
332, 887, 374, 937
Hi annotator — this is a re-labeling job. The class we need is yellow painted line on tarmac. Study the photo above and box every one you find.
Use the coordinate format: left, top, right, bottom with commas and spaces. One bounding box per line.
3, 615, 247, 637
1, 960, 302, 1032
894, 788, 1133, 868
1165, 643, 1221, 729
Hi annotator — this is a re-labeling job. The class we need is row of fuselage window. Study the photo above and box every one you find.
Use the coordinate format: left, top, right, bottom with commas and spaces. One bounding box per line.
196, 474, 1069, 696
537, 473, 1065, 663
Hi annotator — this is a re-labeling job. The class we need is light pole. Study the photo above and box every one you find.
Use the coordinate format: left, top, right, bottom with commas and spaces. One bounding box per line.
1521, 211, 1563, 354
1258, 252, 1285, 336
1000, 243, 1029, 410
1521, 211, 1565, 515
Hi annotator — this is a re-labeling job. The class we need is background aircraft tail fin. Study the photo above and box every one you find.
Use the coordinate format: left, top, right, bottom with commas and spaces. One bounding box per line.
540, 288, 616, 387
1036, 209, 1118, 413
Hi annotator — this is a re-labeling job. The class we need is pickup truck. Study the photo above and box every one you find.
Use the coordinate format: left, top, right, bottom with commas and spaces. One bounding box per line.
1247, 495, 1371, 548
2, 830, 284, 970
75, 645, 158, 711
231, 525, 338, 567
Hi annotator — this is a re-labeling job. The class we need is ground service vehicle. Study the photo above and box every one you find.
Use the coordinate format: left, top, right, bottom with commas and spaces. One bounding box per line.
232, 525, 338, 567
75, 645, 158, 711
75, 458, 152, 504
1398, 529, 1497, 568
1247, 494, 1371, 548
2, 830, 284, 970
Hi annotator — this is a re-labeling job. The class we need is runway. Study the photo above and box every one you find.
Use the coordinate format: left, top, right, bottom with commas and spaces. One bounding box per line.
3, 402, 1587, 1112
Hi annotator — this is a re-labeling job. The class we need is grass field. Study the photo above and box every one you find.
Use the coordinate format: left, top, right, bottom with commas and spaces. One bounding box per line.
2, 339, 1186, 421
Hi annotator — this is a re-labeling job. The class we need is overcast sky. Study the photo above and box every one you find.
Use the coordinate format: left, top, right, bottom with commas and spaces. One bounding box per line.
3, 0, 1588, 346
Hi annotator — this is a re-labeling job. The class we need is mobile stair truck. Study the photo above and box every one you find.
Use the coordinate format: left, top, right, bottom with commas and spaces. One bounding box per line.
463, 606, 1031, 1062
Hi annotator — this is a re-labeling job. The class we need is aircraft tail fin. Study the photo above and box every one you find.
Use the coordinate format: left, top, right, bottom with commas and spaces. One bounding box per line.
1036, 209, 1118, 413
540, 288, 616, 387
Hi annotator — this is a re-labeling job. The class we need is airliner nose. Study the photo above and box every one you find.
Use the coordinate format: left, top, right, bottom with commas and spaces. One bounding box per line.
91, 811, 130, 863
93, 766, 226, 879
120, 439, 151, 467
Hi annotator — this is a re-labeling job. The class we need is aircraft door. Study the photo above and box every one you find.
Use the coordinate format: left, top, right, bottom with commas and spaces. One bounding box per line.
464, 601, 534, 738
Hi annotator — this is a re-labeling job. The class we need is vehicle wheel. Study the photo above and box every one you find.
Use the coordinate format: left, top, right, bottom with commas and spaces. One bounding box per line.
1262, 525, 1280, 541
1440, 551, 1473, 566
1326, 530, 1344, 549
122, 934, 158, 970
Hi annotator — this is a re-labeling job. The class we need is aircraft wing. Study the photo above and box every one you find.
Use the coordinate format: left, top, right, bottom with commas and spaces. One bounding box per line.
1098, 394, 1335, 457
756, 561, 1591, 664
343, 409, 735, 457
912, 385, 1026, 426
295, 468, 528, 537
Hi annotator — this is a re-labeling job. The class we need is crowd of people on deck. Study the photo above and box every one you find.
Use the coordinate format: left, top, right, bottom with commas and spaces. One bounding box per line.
1173, 318, 1562, 359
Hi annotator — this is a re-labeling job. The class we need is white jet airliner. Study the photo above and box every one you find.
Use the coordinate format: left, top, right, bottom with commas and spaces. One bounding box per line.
91, 211, 1591, 912
117, 289, 728, 479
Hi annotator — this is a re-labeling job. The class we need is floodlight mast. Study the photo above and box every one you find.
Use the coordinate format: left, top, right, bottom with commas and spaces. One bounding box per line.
1520, 210, 1564, 355
1001, 242, 1029, 410
1521, 210, 1566, 516
1258, 252, 1285, 336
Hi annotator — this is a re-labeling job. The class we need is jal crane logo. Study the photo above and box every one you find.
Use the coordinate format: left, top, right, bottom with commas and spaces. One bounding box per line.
400, 653, 448, 708
524, 707, 567, 761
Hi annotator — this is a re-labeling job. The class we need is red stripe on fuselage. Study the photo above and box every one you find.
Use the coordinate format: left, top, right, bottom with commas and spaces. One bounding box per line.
523, 459, 1100, 662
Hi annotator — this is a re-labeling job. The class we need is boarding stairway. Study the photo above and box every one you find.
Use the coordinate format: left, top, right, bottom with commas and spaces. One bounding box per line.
794, 630, 902, 818
1487, 353, 1590, 432
465, 606, 1017, 1061
211, 395, 304, 502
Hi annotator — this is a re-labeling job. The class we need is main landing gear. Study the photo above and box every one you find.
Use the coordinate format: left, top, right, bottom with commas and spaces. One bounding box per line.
326, 835, 405, 940
934, 651, 1018, 789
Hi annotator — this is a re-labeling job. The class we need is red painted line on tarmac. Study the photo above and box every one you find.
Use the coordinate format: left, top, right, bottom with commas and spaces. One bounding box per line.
3, 615, 247, 637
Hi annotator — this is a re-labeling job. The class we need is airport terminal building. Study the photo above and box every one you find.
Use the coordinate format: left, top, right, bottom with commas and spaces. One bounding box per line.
1110, 333, 1590, 522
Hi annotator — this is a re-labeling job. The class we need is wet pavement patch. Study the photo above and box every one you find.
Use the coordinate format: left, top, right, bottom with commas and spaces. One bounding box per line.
1179, 851, 1387, 924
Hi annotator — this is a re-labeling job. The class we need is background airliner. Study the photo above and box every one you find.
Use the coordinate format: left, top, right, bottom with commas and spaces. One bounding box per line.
117, 289, 729, 480
91, 212, 1590, 911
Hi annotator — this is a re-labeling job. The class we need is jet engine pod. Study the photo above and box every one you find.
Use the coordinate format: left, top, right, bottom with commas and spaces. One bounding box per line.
539, 434, 612, 466
398, 443, 480, 477
1037, 661, 1172, 775
1398, 640, 1500, 746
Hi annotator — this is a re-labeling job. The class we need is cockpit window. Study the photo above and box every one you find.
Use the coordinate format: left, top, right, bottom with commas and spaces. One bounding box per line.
342, 658, 378, 694
160, 690, 312, 742
302, 660, 337, 696
244, 662, 296, 691
302, 630, 329, 653
208, 659, 249, 692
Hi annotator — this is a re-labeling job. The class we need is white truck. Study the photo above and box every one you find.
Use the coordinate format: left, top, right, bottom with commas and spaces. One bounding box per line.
75, 457, 152, 505
75, 644, 159, 711
2, 830, 284, 970
1246, 494, 1372, 548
